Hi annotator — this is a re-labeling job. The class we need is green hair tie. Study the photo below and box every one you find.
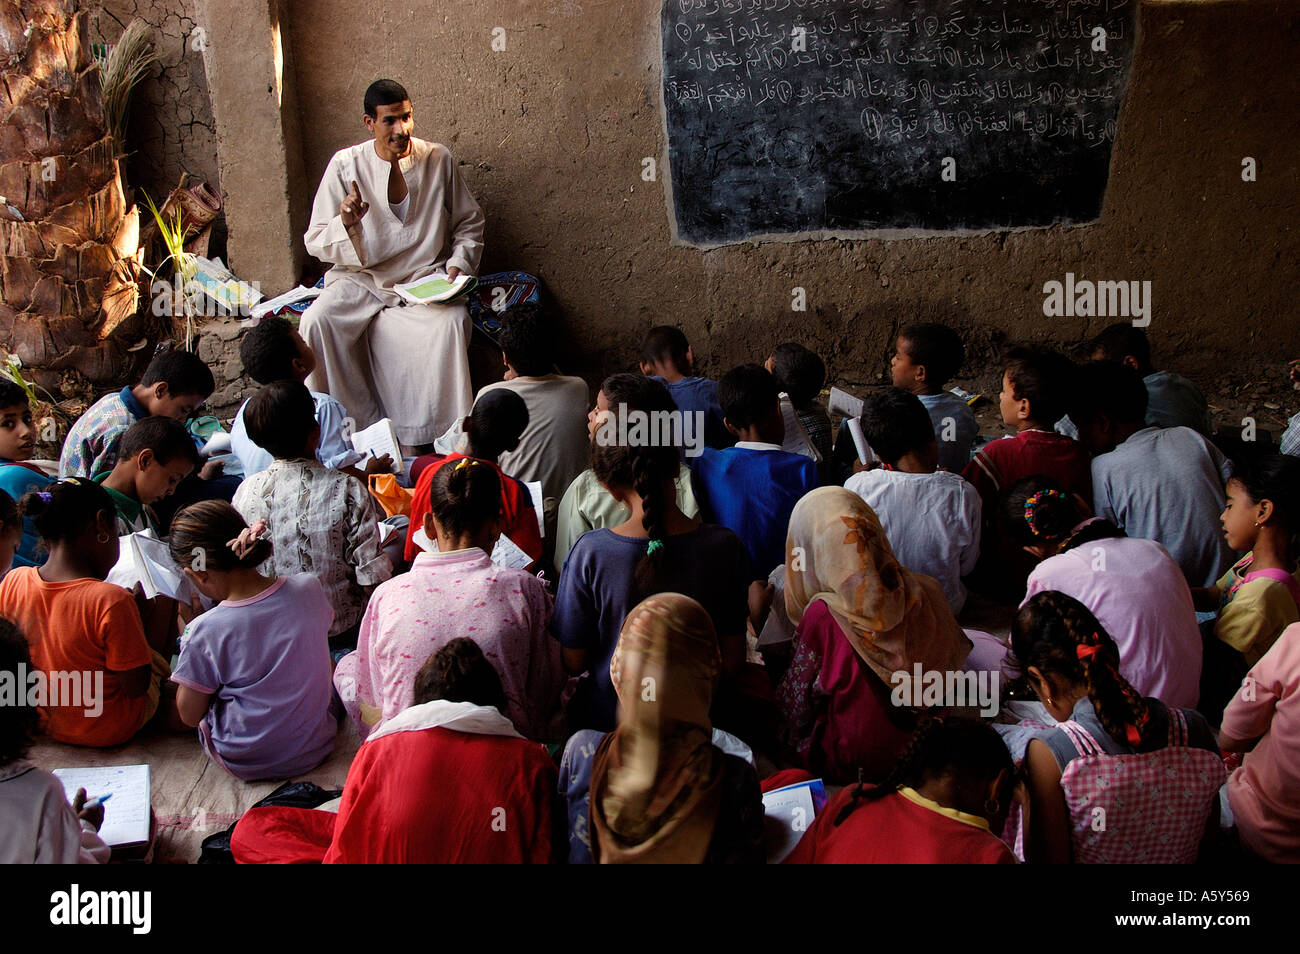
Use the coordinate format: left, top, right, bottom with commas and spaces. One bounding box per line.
646, 539, 665, 556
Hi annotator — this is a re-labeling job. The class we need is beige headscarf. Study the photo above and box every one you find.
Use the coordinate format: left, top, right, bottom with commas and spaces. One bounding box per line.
784, 486, 971, 683
589, 593, 725, 864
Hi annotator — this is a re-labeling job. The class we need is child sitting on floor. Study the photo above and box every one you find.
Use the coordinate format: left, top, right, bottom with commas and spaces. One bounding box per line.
440, 303, 588, 542
691, 364, 819, 577
0, 618, 109, 863
230, 314, 389, 481
553, 381, 751, 733
845, 387, 980, 615
1005, 476, 1203, 709
1014, 591, 1223, 864
767, 342, 832, 463
405, 388, 541, 569
891, 322, 979, 473
1089, 323, 1211, 435
1193, 455, 1300, 716
94, 416, 199, 536
232, 381, 391, 654
785, 717, 1017, 864
641, 325, 731, 450
338, 458, 559, 740
555, 373, 700, 571
0, 379, 54, 568
1220, 622, 1300, 863
963, 345, 1090, 504
168, 501, 337, 780
1073, 360, 1234, 588
59, 348, 215, 479
232, 639, 557, 864
0, 479, 170, 746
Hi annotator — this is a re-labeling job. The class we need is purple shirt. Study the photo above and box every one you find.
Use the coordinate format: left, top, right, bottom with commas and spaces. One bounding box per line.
172, 574, 337, 780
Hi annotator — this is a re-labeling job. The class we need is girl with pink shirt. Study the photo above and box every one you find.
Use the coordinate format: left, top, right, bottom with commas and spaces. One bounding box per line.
1220, 622, 1300, 862
334, 459, 561, 741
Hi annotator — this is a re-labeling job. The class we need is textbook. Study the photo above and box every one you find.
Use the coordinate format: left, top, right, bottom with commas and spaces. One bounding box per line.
53, 764, 152, 849
350, 418, 403, 476
394, 271, 477, 306
411, 526, 532, 571
106, 531, 201, 603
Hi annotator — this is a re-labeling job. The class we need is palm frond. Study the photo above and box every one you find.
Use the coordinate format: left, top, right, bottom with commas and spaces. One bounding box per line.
100, 20, 158, 154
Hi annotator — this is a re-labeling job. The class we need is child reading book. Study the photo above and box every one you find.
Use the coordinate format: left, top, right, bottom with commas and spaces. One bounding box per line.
0, 378, 53, 567
230, 314, 388, 480
337, 459, 558, 740
768, 342, 833, 465
59, 348, 214, 479
0, 618, 109, 863
1005, 475, 1203, 708
94, 416, 200, 536
232, 381, 391, 652
405, 388, 541, 568
0, 479, 169, 746
168, 501, 337, 780
891, 322, 978, 473
844, 387, 980, 615
784, 718, 1017, 864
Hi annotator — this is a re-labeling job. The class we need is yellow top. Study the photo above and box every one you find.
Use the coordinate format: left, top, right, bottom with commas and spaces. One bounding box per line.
1216, 557, 1300, 665
897, 786, 991, 831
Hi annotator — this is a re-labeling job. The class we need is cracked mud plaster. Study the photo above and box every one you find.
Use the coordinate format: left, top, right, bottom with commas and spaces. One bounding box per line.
90, 1, 218, 209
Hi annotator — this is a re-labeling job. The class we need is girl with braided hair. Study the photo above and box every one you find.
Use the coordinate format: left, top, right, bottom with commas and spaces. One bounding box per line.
1004, 475, 1203, 708
552, 378, 752, 732
784, 717, 1017, 863
1013, 591, 1223, 864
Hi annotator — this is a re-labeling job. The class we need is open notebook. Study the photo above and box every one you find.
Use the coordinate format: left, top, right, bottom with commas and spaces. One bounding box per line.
106, 531, 204, 603
52, 764, 151, 848
350, 419, 403, 476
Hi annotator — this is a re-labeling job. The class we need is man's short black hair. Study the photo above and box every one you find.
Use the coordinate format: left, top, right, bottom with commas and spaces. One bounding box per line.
641, 326, 691, 374
899, 323, 965, 386
0, 379, 27, 410
140, 348, 215, 399
718, 364, 779, 431
770, 342, 826, 409
1002, 345, 1075, 427
240, 316, 299, 385
118, 416, 200, 468
860, 388, 936, 465
1070, 360, 1149, 427
1089, 323, 1152, 372
364, 79, 410, 119
244, 381, 317, 460
498, 303, 555, 377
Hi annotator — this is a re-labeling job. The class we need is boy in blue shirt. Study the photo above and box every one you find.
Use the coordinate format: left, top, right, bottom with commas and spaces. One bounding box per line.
691, 363, 819, 576
231, 315, 388, 480
640, 325, 732, 450
890, 322, 979, 473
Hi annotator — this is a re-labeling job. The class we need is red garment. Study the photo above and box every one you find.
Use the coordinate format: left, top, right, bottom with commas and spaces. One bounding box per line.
962, 429, 1092, 508
323, 725, 555, 863
231, 806, 335, 864
784, 787, 1016, 864
776, 600, 914, 784
404, 452, 543, 565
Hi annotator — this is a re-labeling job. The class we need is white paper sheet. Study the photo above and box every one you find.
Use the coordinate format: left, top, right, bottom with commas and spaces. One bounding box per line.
53, 764, 151, 847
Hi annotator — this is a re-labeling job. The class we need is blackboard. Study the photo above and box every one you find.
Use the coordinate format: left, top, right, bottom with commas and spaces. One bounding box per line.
660, 0, 1138, 246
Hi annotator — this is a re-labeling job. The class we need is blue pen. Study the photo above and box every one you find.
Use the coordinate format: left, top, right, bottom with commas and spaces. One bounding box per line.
83, 793, 112, 810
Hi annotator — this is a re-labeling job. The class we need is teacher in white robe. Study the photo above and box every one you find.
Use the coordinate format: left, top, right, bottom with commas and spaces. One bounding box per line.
301, 79, 485, 450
